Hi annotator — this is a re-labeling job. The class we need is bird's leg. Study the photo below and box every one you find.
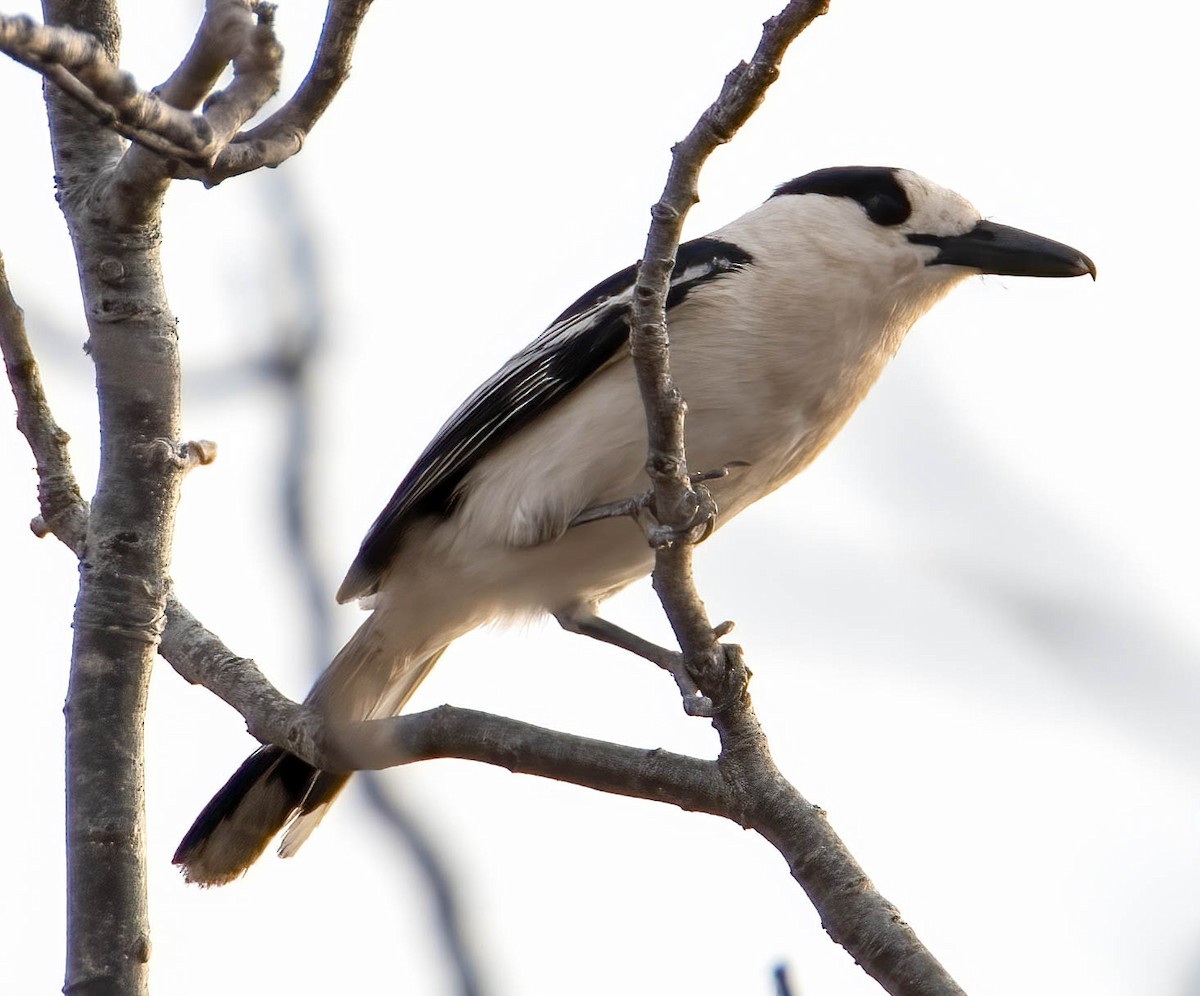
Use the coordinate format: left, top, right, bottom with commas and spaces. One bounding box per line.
554, 604, 716, 717
568, 461, 749, 546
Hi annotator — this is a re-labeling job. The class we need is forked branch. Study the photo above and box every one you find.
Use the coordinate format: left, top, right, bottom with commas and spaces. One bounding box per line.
0, 0, 373, 188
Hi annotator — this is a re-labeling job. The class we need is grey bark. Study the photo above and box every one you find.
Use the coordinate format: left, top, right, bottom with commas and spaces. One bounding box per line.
40, 1, 177, 990
0, 2, 369, 991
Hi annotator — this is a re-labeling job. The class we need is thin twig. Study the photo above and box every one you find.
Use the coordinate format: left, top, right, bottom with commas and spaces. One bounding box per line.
154, 0, 265, 111
624, 3, 970, 993
0, 252, 89, 554
2, 4, 287, 194
110, 1, 283, 218
628, 0, 829, 674
190, 2, 282, 148
3, 2, 373, 191
196, 0, 375, 185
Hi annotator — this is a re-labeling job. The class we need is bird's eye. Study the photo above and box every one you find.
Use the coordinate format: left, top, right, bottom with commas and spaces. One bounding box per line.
862, 193, 908, 227
771, 167, 912, 227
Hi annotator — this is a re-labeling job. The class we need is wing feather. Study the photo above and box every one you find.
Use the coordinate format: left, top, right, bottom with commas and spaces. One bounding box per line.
337, 237, 753, 601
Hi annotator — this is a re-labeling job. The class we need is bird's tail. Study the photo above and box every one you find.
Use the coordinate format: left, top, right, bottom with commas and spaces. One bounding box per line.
172, 744, 345, 886
173, 620, 446, 886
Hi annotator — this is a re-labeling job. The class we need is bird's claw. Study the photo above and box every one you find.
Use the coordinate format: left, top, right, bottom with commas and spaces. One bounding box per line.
681, 692, 717, 718
640, 481, 719, 548
660, 650, 717, 717
569, 462, 749, 545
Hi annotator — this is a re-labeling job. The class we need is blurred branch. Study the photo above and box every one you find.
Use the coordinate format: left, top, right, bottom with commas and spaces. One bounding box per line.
259, 172, 486, 996
357, 776, 484, 996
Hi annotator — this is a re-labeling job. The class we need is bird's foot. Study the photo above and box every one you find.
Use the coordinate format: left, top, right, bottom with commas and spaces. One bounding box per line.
554, 606, 717, 717
568, 462, 748, 547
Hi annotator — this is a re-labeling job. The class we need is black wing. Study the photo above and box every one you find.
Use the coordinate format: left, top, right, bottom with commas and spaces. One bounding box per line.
337, 236, 754, 601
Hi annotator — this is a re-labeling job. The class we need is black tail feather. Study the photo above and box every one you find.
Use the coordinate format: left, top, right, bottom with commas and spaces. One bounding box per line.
173, 745, 323, 886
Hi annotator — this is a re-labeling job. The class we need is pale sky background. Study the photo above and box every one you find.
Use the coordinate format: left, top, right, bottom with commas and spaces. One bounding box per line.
3, 1, 1199, 993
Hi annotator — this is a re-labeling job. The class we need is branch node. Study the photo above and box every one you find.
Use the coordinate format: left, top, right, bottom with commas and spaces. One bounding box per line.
650, 200, 681, 222
97, 258, 125, 283
180, 438, 218, 471
646, 450, 683, 481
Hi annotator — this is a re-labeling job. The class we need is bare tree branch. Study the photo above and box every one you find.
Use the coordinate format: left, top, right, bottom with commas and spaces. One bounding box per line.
0, 12, 216, 161
622, 2, 968, 993
0, 252, 89, 554
33, 0, 180, 985
2, 1, 353, 196
111, 0, 283, 206
158, 596, 719, 801
12, 0, 363, 986
161, 607, 968, 995
155, 0, 264, 111
186, 0, 375, 185
160, 596, 723, 799
628, 0, 828, 683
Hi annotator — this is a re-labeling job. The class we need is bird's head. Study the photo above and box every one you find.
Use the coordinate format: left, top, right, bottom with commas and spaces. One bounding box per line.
767, 165, 1096, 285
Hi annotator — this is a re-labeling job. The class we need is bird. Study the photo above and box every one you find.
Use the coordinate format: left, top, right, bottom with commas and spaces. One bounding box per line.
174, 166, 1095, 885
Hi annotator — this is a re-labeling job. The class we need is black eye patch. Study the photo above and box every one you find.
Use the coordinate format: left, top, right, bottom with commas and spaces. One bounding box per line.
771, 166, 912, 227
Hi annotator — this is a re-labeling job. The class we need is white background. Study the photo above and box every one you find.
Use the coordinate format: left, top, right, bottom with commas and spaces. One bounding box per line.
3, 1, 1198, 993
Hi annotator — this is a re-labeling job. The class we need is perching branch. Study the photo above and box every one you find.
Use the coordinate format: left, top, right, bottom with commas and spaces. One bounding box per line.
157, 601, 969, 996
5, 250, 967, 994
627, 0, 828, 690
623, 2, 968, 994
